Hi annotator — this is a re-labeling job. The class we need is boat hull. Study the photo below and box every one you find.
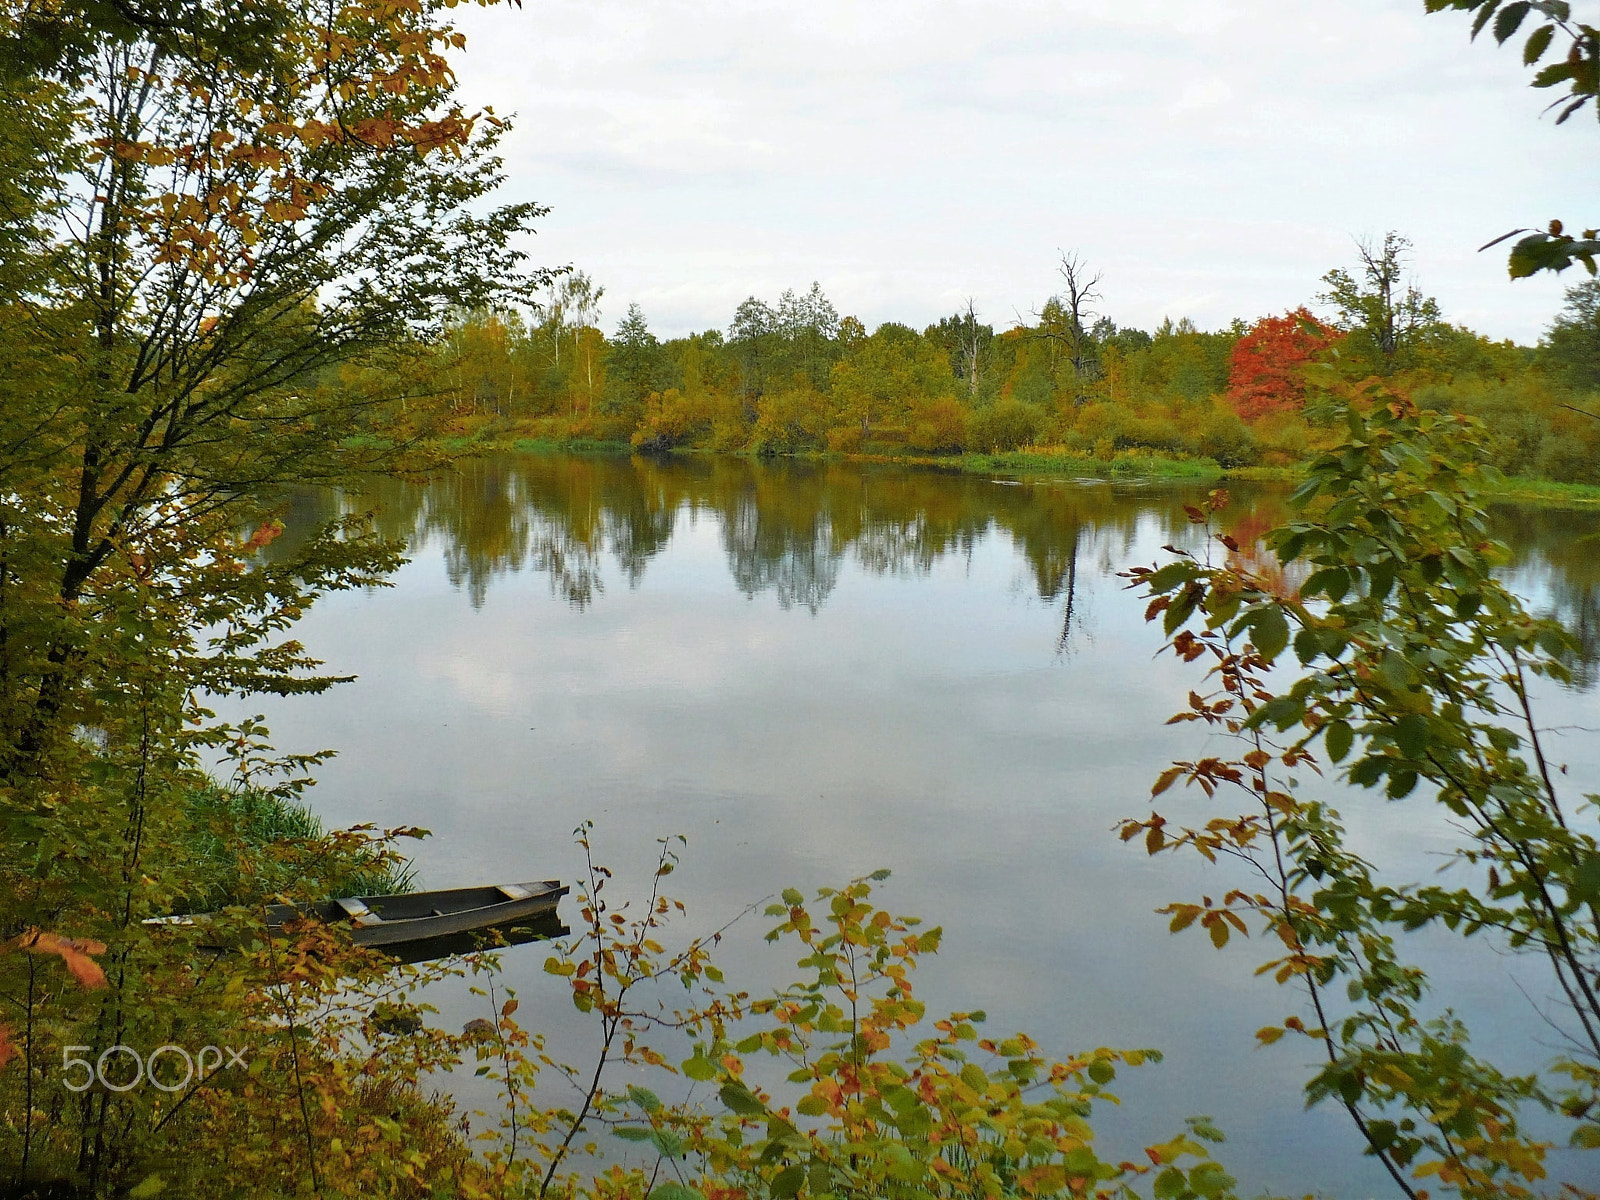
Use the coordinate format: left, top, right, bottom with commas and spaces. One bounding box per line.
152, 880, 568, 959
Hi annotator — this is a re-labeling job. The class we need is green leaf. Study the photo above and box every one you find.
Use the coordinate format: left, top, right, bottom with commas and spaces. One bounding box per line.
1147, 562, 1192, 595
1304, 566, 1351, 602
613, 1126, 655, 1142
628, 1085, 662, 1112
1532, 60, 1576, 88
682, 1054, 717, 1082
1087, 1058, 1116, 1085
649, 1184, 703, 1200
1253, 695, 1305, 732
1251, 606, 1290, 660
128, 1175, 165, 1200
1393, 713, 1429, 758
1523, 22, 1555, 63
1567, 856, 1600, 905
1152, 1166, 1187, 1200
809, 1162, 832, 1195
770, 1166, 805, 1198
1570, 1123, 1600, 1148
1365, 1119, 1398, 1151
781, 887, 804, 905
1493, 0, 1530, 43
1325, 720, 1354, 764
796, 1094, 828, 1116
719, 1082, 768, 1116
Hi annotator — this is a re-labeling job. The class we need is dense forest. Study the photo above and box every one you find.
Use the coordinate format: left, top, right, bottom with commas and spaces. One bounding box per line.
380, 238, 1600, 483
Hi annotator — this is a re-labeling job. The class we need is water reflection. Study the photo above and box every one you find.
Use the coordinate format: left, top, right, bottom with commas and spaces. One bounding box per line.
1490, 503, 1600, 686
243, 452, 1600, 1196
281, 456, 1232, 613
272, 454, 1600, 669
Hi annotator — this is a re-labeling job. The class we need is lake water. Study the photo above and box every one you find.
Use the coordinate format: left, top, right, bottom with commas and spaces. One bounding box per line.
246, 452, 1600, 1196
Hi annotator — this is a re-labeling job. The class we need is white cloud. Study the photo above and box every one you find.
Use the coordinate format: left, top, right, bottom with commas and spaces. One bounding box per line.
452, 0, 1597, 341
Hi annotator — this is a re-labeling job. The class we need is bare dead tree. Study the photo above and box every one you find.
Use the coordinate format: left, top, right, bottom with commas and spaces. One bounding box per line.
1027, 251, 1103, 403
961, 298, 983, 395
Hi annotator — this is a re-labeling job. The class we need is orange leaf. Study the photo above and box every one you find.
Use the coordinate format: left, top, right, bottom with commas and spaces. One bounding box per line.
1207, 917, 1230, 949
243, 519, 284, 550
0, 1023, 14, 1070
15, 932, 108, 989
1151, 767, 1183, 797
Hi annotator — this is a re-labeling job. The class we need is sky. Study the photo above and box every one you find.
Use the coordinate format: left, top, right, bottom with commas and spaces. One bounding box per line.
449, 0, 1598, 345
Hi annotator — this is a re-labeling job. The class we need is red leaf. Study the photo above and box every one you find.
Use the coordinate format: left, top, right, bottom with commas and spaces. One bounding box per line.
1225, 308, 1341, 420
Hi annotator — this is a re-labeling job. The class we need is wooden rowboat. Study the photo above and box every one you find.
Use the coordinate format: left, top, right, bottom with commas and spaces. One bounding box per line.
147, 880, 567, 955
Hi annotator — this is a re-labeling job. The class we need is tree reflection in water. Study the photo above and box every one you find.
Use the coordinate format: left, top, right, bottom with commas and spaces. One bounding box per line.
260, 454, 1600, 676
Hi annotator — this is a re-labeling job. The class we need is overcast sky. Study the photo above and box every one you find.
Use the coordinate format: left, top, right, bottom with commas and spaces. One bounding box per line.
450, 0, 1597, 344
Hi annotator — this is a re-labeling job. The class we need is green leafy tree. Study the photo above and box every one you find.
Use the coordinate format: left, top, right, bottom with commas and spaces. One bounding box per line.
926, 301, 995, 399
1543, 278, 1600, 391
0, 0, 546, 1188
1319, 233, 1445, 374
831, 323, 955, 438
606, 302, 666, 417
1030, 252, 1104, 402
778, 281, 843, 390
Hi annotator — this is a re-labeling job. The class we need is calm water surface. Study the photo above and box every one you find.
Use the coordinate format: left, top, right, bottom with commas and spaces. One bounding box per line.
245, 453, 1600, 1196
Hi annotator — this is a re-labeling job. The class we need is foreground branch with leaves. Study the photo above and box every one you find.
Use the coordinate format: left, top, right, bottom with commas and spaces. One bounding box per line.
1126, 380, 1600, 1197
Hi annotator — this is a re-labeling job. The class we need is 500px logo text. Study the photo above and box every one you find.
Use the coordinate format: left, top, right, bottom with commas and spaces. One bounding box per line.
61, 1044, 249, 1092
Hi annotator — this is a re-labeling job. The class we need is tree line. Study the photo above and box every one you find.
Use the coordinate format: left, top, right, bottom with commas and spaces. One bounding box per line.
397, 238, 1600, 484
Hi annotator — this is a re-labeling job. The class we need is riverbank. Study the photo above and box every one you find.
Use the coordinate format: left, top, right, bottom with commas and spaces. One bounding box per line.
413, 429, 1600, 508
490, 435, 1228, 482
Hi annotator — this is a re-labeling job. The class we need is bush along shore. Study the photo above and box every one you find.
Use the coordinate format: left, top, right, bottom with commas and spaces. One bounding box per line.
399, 422, 1600, 508
330, 250, 1600, 497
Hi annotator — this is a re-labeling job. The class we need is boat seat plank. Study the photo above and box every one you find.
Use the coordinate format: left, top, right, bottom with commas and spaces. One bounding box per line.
337, 897, 379, 925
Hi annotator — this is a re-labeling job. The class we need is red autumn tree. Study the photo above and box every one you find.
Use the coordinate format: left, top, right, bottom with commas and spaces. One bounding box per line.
1226, 308, 1340, 419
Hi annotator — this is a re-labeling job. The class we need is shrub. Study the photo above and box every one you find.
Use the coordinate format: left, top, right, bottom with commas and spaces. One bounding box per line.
969, 398, 1046, 452
1071, 402, 1126, 448
906, 396, 968, 452
825, 423, 863, 453
749, 387, 829, 455
630, 388, 713, 453
1192, 407, 1259, 467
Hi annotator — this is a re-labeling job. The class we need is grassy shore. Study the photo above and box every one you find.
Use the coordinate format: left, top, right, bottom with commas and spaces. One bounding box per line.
411, 426, 1600, 506
179, 785, 415, 909
1480, 475, 1600, 507
490, 432, 1228, 482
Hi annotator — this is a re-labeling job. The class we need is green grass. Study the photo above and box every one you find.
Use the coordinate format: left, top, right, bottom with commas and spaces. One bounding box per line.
953, 448, 1224, 481
508, 435, 632, 454
834, 446, 1224, 481
422, 428, 1600, 504
1481, 475, 1600, 508
180, 785, 415, 910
